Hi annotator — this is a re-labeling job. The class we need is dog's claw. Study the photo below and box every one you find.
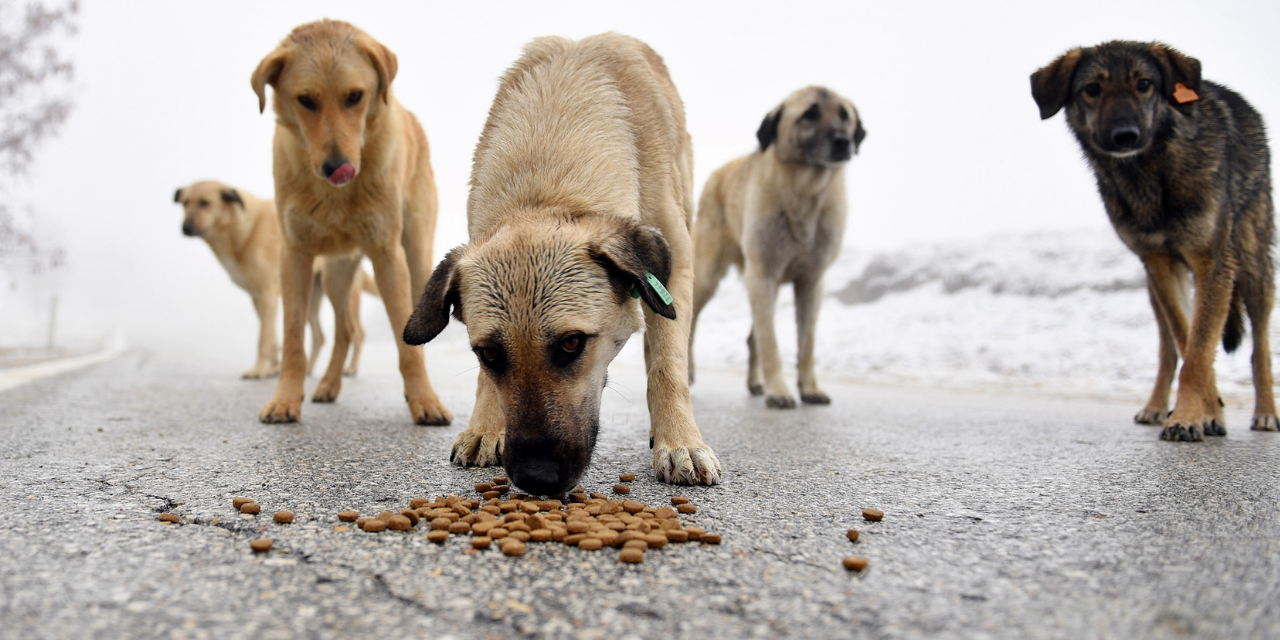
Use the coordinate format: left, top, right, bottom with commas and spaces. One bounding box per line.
765, 394, 796, 409
242, 365, 280, 380
1134, 407, 1168, 425
1160, 422, 1204, 442
1250, 414, 1279, 431
409, 395, 452, 426
747, 383, 764, 396
258, 397, 301, 423
800, 391, 831, 405
1203, 419, 1227, 437
451, 429, 503, 468
311, 378, 340, 403
653, 443, 722, 485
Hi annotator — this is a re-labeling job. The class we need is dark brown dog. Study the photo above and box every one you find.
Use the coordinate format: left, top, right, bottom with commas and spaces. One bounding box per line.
1032, 40, 1276, 441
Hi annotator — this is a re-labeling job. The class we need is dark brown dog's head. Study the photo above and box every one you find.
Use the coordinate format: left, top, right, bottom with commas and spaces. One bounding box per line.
1031, 41, 1201, 158
251, 20, 398, 187
404, 214, 675, 495
756, 86, 865, 166
173, 181, 246, 238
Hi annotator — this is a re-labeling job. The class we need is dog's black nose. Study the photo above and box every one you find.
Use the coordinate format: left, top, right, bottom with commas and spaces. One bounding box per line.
508, 456, 568, 496
182, 221, 198, 237
1110, 125, 1141, 149
321, 156, 348, 178
829, 134, 852, 160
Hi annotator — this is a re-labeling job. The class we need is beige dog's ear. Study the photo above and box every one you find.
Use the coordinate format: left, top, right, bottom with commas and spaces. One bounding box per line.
592, 221, 676, 320
173, 188, 183, 203
405, 247, 464, 345
1030, 48, 1083, 120
853, 118, 866, 155
220, 189, 244, 208
756, 106, 783, 151
358, 36, 398, 104
251, 47, 289, 114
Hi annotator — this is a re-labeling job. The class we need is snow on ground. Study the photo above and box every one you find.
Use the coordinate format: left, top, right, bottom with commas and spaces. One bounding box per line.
677, 228, 1273, 405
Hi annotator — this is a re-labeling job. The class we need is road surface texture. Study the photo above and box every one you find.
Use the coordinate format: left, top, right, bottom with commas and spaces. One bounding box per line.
1, 330, 1278, 640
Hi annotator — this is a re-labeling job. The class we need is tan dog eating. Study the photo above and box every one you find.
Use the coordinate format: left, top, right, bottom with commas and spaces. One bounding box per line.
251, 20, 450, 425
404, 34, 720, 493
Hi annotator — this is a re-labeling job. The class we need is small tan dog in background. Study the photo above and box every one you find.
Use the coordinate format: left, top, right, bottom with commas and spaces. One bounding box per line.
252, 20, 450, 425
689, 86, 865, 408
174, 180, 376, 379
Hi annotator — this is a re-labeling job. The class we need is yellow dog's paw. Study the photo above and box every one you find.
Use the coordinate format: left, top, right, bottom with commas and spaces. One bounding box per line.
1134, 406, 1168, 425
241, 364, 280, 380
259, 397, 301, 423
409, 395, 452, 426
311, 377, 341, 403
451, 429, 504, 467
653, 442, 722, 485
1250, 414, 1279, 431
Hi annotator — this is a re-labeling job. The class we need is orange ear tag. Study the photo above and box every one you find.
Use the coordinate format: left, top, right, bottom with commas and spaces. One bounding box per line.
1173, 82, 1199, 104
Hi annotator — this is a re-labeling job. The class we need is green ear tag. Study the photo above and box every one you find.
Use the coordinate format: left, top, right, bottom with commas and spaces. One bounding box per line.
645, 272, 674, 305
631, 286, 642, 299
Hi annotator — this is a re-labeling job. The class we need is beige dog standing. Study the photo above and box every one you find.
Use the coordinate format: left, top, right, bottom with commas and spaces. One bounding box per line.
251, 20, 450, 425
689, 86, 865, 408
405, 34, 720, 492
174, 180, 375, 379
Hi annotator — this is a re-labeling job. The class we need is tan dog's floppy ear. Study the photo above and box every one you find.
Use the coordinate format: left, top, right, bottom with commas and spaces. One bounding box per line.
358, 36, 398, 105
853, 118, 866, 155
251, 47, 289, 114
1149, 43, 1202, 108
405, 247, 464, 345
592, 221, 676, 320
1030, 48, 1083, 120
173, 188, 183, 203
756, 106, 783, 152
220, 189, 244, 208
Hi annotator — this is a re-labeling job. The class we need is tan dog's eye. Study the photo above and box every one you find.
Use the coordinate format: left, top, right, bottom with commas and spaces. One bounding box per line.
480, 348, 498, 362
838, 106, 849, 122
297, 95, 318, 111
1136, 79, 1153, 93
561, 336, 581, 353
802, 104, 821, 122
346, 91, 363, 107
198, 199, 209, 208
1084, 83, 1102, 98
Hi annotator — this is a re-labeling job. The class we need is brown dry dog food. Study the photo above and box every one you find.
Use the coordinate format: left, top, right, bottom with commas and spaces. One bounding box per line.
427, 530, 449, 543
619, 473, 635, 482
471, 536, 492, 549
685, 527, 705, 541
509, 530, 532, 542
356, 517, 372, 529
842, 557, 868, 571
847, 529, 859, 542
430, 517, 452, 531
654, 507, 678, 519
158, 513, 180, 524
501, 539, 526, 556
400, 510, 420, 526
578, 537, 603, 551
701, 533, 722, 545
376, 511, 395, 522
449, 521, 471, 534
338, 511, 359, 522
622, 500, 644, 514
619, 547, 644, 564
644, 534, 668, 549
676, 504, 697, 514
240, 503, 261, 515
492, 476, 509, 484
363, 519, 387, 533
670, 496, 690, 505
665, 529, 689, 543
409, 497, 429, 508
273, 511, 294, 524
862, 509, 884, 522
388, 515, 413, 531
250, 538, 273, 552
622, 539, 648, 551
232, 497, 253, 509
613, 484, 631, 495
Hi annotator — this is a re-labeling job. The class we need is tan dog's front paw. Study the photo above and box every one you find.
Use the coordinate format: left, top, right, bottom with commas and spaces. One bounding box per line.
1250, 414, 1278, 431
259, 397, 301, 423
653, 441, 722, 485
765, 394, 797, 409
343, 364, 359, 378
242, 364, 280, 379
452, 429, 504, 467
311, 378, 341, 403
1134, 406, 1168, 425
410, 394, 452, 426
800, 390, 831, 405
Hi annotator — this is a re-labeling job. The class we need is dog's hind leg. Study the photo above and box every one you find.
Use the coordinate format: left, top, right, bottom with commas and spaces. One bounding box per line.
259, 246, 317, 423
244, 292, 281, 379
744, 263, 794, 408
1243, 249, 1278, 431
305, 271, 325, 377
794, 274, 830, 404
312, 256, 359, 403
746, 328, 763, 396
344, 279, 365, 377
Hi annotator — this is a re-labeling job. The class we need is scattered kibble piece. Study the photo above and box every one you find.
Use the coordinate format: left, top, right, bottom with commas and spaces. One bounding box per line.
619, 473, 635, 482
501, 539, 526, 556
388, 515, 413, 531
612, 484, 631, 495
363, 519, 387, 533
847, 529, 859, 542
337, 511, 359, 522
862, 509, 884, 522
843, 557, 868, 571
232, 497, 253, 509
492, 477, 509, 484
273, 511, 294, 524
409, 497, 429, 508
677, 504, 697, 514
240, 503, 261, 515
619, 547, 644, 564
701, 533, 721, 545
427, 530, 449, 543
250, 539, 273, 552
671, 496, 690, 505
158, 513, 180, 524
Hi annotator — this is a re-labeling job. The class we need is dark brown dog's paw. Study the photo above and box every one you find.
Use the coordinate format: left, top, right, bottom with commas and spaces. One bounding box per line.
747, 383, 764, 396
1250, 414, 1279, 431
1160, 422, 1204, 442
259, 397, 301, 423
765, 394, 797, 409
1134, 407, 1168, 425
801, 392, 831, 405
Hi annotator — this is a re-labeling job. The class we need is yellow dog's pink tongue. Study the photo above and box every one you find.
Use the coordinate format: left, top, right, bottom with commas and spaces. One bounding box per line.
328, 163, 356, 186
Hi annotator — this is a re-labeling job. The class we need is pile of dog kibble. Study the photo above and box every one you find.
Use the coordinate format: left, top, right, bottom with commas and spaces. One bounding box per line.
158, 475, 880, 571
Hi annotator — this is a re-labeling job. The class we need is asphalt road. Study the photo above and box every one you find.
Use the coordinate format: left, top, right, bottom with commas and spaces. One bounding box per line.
1, 332, 1278, 640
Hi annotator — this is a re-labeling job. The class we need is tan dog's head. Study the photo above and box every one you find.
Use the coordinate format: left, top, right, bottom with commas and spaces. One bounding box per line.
756, 86, 865, 166
1031, 41, 1201, 158
251, 20, 398, 187
173, 181, 246, 238
404, 214, 676, 495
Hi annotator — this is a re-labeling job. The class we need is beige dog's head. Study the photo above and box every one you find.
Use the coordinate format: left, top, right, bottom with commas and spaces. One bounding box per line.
404, 214, 676, 495
251, 20, 397, 187
174, 181, 246, 238
756, 86, 865, 166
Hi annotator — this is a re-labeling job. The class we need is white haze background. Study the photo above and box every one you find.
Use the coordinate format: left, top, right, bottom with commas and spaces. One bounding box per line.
2, 1, 1278, 403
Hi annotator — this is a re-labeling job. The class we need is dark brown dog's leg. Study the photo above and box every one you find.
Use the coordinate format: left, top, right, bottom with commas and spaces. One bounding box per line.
260, 245, 316, 423
794, 274, 829, 404
1165, 249, 1237, 441
312, 257, 359, 402
1135, 258, 1187, 424
1245, 261, 1278, 431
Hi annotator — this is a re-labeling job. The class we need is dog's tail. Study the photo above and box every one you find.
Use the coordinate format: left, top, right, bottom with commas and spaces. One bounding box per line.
1223, 283, 1246, 353
358, 268, 381, 298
